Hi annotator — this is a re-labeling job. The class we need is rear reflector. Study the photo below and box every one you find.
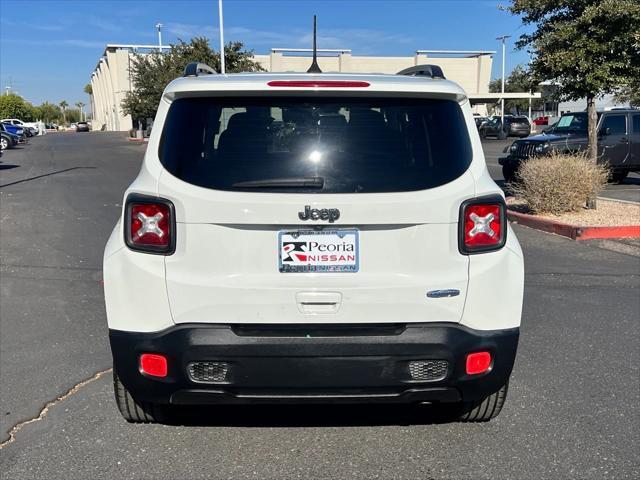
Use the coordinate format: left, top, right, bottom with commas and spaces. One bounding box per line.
267, 80, 370, 88
459, 196, 506, 254
140, 353, 168, 378
465, 351, 492, 375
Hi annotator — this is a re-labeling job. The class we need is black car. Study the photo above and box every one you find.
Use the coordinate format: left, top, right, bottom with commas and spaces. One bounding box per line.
499, 109, 640, 183
474, 116, 489, 129
479, 115, 531, 139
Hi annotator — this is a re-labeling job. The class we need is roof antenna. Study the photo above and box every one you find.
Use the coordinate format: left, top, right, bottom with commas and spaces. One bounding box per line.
307, 15, 322, 73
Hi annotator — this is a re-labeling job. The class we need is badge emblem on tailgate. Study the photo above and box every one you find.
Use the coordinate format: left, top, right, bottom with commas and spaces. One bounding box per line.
298, 205, 340, 223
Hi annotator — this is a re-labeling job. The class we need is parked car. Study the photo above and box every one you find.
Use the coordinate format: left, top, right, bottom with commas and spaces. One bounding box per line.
1, 118, 39, 137
499, 109, 640, 182
1, 122, 25, 139
532, 116, 549, 126
474, 116, 488, 129
479, 115, 531, 139
104, 63, 524, 424
76, 121, 90, 132
0, 124, 20, 150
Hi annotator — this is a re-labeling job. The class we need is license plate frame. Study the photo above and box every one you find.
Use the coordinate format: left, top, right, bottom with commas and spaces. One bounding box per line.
278, 229, 359, 273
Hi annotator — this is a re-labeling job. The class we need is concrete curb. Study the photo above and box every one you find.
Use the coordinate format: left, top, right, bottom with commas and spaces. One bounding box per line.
507, 209, 640, 240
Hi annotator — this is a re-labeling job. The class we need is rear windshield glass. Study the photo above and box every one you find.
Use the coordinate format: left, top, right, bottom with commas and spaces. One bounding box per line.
159, 97, 472, 193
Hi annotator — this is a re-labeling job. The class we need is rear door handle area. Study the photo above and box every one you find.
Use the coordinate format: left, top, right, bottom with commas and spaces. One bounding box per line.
296, 291, 343, 314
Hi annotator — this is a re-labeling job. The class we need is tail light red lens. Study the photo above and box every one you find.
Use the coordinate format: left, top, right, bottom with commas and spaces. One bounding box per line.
124, 194, 175, 254
466, 351, 492, 375
139, 353, 168, 378
459, 197, 506, 254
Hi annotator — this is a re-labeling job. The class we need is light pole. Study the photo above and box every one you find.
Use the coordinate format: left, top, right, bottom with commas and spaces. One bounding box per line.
156, 23, 164, 49
496, 35, 511, 134
218, 0, 226, 74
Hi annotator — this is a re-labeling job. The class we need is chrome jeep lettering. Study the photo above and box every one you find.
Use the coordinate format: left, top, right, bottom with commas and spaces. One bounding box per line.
298, 206, 340, 223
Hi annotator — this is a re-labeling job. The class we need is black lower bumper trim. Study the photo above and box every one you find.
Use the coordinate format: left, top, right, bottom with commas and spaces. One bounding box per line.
171, 387, 461, 405
110, 323, 519, 405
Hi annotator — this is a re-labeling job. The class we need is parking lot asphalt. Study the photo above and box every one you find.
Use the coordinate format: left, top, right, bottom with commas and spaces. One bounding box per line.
1, 133, 639, 479
482, 138, 640, 203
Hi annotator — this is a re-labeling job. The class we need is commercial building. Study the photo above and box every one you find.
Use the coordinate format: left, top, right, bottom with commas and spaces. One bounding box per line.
90, 45, 504, 131
90, 44, 170, 131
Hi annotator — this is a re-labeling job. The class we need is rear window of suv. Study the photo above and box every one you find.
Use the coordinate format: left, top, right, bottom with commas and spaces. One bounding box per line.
159, 97, 472, 193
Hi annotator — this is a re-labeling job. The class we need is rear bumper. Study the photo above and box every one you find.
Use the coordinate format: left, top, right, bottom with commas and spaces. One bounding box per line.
110, 323, 519, 405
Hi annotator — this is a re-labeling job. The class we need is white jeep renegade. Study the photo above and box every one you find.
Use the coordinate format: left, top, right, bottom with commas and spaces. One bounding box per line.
104, 62, 524, 423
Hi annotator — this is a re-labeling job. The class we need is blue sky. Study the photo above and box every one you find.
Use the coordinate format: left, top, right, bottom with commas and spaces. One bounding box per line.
0, 0, 532, 107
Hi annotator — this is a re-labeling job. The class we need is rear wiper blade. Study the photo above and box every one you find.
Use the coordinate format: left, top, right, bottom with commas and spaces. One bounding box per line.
232, 177, 324, 188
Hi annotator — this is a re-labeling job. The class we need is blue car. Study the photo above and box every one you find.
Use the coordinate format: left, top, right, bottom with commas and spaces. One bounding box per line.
0, 124, 22, 149
1, 123, 27, 144
1, 122, 23, 136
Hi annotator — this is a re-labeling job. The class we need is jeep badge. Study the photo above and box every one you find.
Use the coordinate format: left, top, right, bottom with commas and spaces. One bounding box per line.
298, 205, 340, 223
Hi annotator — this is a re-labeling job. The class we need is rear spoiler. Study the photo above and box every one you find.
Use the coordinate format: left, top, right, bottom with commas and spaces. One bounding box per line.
397, 65, 446, 79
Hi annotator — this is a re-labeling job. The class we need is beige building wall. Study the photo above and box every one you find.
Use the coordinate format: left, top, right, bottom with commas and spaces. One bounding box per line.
254, 50, 493, 98
92, 47, 493, 131
91, 45, 158, 132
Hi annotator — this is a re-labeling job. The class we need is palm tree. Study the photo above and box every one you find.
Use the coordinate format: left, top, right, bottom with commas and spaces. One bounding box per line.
59, 100, 68, 125
76, 102, 85, 121
83, 84, 92, 121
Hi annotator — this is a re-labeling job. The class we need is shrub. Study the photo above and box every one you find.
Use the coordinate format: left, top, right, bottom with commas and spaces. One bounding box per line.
511, 152, 609, 215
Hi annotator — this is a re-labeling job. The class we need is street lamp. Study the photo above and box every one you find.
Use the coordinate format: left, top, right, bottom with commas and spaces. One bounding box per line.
496, 35, 511, 134
155, 23, 164, 49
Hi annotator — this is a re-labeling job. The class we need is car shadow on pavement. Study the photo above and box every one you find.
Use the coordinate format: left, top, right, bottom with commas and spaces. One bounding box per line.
0, 164, 20, 171
168, 403, 460, 427
0, 166, 95, 188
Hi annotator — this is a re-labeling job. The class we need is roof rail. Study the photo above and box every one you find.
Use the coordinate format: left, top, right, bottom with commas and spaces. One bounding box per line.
397, 64, 446, 79
183, 62, 217, 77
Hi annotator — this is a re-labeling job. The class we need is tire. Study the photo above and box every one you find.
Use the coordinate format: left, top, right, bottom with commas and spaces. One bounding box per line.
497, 129, 507, 140
609, 170, 628, 184
0, 137, 8, 150
113, 371, 171, 423
457, 382, 509, 422
502, 164, 518, 183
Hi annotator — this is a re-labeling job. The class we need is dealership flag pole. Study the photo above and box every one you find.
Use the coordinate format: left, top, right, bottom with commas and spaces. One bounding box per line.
218, 0, 226, 74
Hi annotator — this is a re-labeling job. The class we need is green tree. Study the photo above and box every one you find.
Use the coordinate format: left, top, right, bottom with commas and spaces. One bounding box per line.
66, 108, 81, 124
59, 100, 68, 124
614, 41, 640, 107
36, 102, 62, 123
83, 84, 93, 120
507, 0, 640, 176
121, 37, 264, 120
0, 93, 32, 119
489, 65, 541, 115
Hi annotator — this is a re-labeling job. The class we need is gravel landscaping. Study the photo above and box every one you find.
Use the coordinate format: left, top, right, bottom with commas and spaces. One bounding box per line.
507, 197, 640, 227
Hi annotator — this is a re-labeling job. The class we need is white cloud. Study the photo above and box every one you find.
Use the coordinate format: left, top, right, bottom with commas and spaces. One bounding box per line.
0, 19, 66, 32
163, 23, 415, 54
2, 38, 108, 49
